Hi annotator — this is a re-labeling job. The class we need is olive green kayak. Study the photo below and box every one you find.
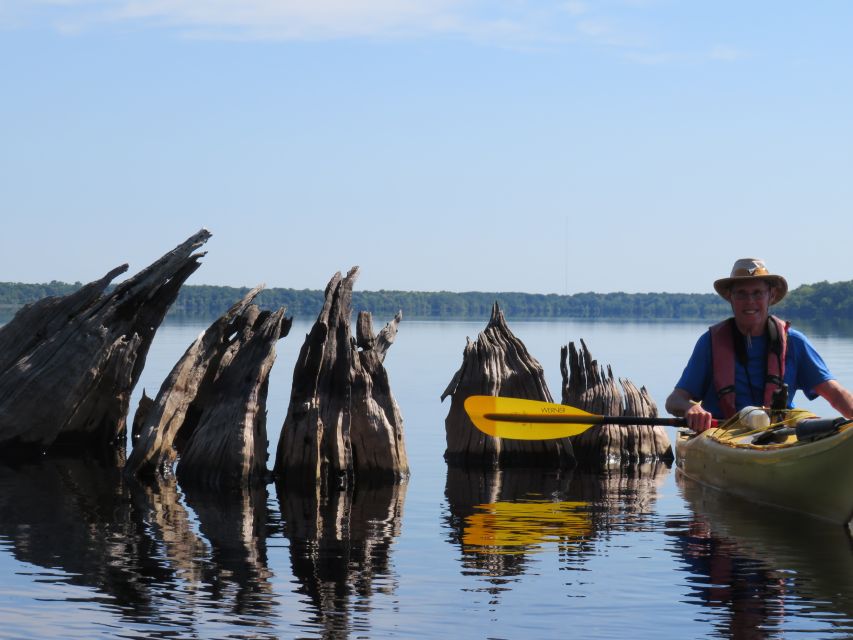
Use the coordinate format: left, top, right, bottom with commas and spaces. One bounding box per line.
676, 409, 853, 525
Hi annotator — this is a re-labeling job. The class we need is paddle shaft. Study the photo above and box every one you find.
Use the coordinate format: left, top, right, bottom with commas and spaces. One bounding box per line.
484, 412, 689, 427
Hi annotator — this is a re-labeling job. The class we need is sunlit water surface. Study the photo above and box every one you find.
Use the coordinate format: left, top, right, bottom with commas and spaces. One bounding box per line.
1, 317, 852, 639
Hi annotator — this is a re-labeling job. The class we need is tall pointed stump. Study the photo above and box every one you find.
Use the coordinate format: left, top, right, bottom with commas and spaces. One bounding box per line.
441, 303, 574, 468
274, 267, 408, 488
0, 230, 210, 452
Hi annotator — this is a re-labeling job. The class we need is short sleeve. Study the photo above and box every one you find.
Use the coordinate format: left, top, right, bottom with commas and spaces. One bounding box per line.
788, 329, 833, 400
675, 331, 713, 401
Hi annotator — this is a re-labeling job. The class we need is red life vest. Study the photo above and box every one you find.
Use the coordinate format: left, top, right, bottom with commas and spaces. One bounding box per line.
709, 315, 790, 418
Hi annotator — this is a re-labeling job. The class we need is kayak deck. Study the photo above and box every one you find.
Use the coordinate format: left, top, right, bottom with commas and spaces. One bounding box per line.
676, 412, 853, 525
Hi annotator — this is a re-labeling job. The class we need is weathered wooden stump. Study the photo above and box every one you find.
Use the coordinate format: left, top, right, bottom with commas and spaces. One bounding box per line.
274, 267, 408, 488
561, 340, 672, 465
0, 229, 211, 453
125, 286, 291, 487
441, 303, 574, 468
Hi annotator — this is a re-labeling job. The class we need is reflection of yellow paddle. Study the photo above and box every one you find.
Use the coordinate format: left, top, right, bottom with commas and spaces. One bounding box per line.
464, 395, 694, 440
463, 500, 592, 555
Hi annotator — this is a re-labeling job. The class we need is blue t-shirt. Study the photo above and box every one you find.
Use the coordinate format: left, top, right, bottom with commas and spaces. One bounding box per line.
675, 326, 833, 417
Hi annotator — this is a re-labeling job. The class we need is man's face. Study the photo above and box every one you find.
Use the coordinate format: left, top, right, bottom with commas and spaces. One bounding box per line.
730, 282, 772, 335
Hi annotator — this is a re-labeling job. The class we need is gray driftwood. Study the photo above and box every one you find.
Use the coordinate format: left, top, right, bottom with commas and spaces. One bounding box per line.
274, 267, 408, 487
125, 287, 291, 487
561, 340, 672, 464
0, 229, 211, 452
441, 303, 574, 468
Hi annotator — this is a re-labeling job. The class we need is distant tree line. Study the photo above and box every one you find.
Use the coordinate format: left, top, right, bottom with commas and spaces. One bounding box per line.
2, 279, 851, 322
158, 287, 736, 320
0, 281, 84, 306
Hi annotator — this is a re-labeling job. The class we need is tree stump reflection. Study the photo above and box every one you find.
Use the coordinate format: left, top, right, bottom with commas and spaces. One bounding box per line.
276, 478, 406, 636
443, 463, 671, 598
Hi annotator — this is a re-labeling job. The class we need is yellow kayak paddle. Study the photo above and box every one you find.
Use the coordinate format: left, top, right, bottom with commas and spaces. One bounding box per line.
463, 395, 693, 440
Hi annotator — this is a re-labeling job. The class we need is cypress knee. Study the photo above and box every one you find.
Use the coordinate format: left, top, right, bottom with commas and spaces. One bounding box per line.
0, 229, 211, 453
561, 340, 672, 465
441, 303, 574, 468
126, 286, 291, 488
274, 267, 408, 488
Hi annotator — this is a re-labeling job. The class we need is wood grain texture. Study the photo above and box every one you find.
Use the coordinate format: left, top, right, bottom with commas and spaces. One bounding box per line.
274, 267, 408, 487
126, 286, 291, 488
441, 303, 575, 468
561, 340, 673, 465
0, 229, 211, 452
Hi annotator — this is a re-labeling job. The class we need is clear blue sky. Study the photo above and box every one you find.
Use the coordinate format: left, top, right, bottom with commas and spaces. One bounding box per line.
1, 1, 851, 294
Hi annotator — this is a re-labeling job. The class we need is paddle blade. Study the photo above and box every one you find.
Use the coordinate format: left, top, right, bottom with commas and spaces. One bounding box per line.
463, 395, 599, 440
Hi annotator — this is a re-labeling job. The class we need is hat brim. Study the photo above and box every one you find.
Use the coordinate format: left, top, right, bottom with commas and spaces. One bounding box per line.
714, 275, 788, 305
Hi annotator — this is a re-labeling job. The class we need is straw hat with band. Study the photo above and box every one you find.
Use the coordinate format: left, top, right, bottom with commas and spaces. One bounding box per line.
713, 258, 788, 305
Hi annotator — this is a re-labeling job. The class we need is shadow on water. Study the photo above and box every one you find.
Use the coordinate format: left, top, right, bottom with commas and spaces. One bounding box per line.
668, 473, 853, 639
275, 478, 407, 638
443, 463, 670, 593
0, 454, 279, 639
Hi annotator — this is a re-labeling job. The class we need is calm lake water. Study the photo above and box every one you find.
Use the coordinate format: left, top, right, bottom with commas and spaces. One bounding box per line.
2, 316, 853, 639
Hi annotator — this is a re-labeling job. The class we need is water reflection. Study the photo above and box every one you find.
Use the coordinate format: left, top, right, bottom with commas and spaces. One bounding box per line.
444, 464, 670, 588
276, 479, 407, 638
462, 500, 592, 554
0, 455, 278, 638
671, 474, 853, 639
180, 482, 277, 630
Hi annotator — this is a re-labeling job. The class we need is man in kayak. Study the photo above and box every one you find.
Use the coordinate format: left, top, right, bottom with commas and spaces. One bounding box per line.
665, 258, 853, 432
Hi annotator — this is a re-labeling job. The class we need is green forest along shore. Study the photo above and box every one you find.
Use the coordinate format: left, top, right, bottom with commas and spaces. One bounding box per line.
2, 279, 852, 322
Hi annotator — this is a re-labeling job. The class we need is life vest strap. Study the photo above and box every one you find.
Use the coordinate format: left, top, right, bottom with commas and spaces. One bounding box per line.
709, 315, 789, 419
